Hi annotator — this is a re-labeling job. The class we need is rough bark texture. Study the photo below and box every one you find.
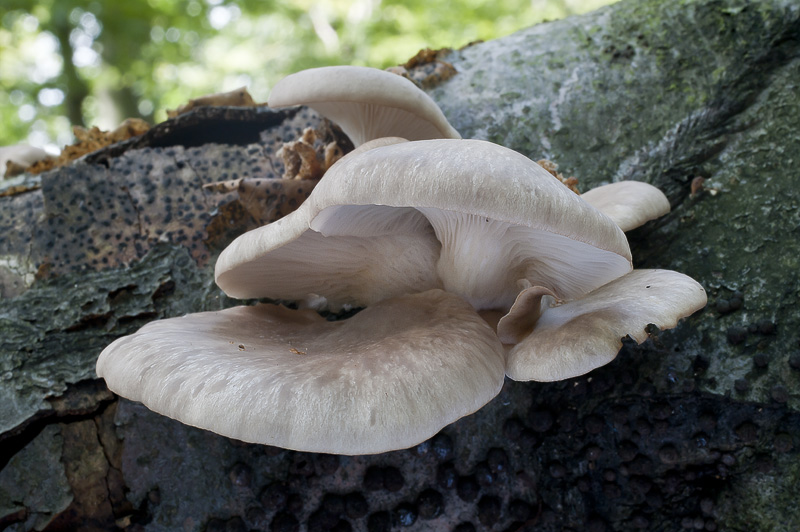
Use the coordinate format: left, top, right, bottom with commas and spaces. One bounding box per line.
1, 0, 798, 531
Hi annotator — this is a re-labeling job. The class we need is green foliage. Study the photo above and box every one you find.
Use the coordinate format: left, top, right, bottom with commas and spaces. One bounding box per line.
0, 0, 615, 150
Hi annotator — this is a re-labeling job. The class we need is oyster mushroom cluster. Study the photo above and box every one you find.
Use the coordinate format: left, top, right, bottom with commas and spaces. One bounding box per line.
97, 67, 706, 455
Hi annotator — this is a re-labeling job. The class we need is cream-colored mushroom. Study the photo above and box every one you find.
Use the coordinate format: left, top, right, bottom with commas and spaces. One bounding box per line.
267, 66, 461, 146
581, 181, 671, 232
97, 138, 706, 455
504, 269, 707, 381
96, 290, 505, 454
215, 139, 633, 311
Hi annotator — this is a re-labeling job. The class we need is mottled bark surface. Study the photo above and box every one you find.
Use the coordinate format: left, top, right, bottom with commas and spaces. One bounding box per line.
1, 1, 798, 531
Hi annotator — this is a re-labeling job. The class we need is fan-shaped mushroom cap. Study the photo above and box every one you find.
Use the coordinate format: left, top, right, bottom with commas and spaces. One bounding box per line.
496, 284, 556, 344
505, 269, 707, 382
216, 139, 633, 312
267, 66, 461, 146
581, 181, 671, 232
96, 289, 505, 454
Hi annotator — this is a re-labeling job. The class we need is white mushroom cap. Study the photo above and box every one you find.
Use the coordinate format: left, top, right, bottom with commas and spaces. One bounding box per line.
96, 289, 506, 454
216, 139, 633, 311
581, 181, 671, 232
505, 269, 708, 381
267, 66, 461, 146
215, 200, 443, 310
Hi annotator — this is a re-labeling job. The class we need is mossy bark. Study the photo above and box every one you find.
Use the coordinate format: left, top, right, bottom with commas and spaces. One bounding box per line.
428, 0, 800, 410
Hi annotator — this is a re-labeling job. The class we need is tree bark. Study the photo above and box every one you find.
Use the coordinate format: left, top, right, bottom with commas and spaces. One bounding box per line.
1, 1, 798, 531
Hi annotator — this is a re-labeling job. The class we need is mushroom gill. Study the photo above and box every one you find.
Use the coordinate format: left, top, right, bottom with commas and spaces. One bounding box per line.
216, 139, 634, 312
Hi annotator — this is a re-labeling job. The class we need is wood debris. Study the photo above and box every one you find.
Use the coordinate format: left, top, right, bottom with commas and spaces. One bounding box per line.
203, 176, 318, 226
26, 118, 150, 175
0, 174, 41, 197
277, 127, 343, 181
167, 87, 259, 118
1, 144, 52, 178
389, 47, 458, 89
537, 159, 581, 194
690, 176, 705, 196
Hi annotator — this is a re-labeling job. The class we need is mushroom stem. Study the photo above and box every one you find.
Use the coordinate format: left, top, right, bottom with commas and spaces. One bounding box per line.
422, 210, 523, 310
418, 208, 631, 310
311, 102, 455, 147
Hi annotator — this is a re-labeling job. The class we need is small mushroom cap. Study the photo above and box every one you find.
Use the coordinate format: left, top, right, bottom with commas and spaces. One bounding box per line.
215, 199, 443, 309
96, 289, 506, 454
581, 181, 671, 232
216, 139, 632, 311
496, 284, 556, 344
505, 269, 708, 382
267, 66, 461, 146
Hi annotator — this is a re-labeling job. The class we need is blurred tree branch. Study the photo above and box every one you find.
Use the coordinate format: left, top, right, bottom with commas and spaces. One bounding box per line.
1, 0, 612, 150
50, 3, 87, 127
